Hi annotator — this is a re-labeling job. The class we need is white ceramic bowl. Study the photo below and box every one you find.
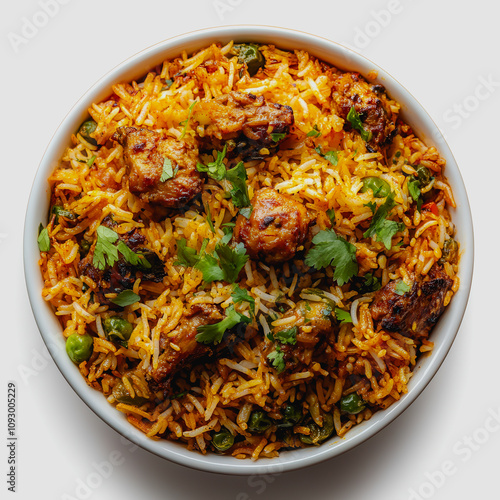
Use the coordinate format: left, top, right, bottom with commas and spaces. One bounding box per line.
24, 25, 474, 475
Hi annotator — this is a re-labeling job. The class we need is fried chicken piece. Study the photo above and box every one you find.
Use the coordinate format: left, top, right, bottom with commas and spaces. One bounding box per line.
233, 187, 310, 264
193, 91, 294, 160
370, 265, 453, 338
112, 126, 203, 208
331, 72, 397, 148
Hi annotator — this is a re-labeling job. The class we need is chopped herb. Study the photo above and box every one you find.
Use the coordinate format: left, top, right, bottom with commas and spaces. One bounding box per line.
37, 226, 50, 252
408, 177, 421, 203
275, 326, 298, 345
360, 273, 381, 293
171, 390, 187, 400
335, 307, 352, 325
175, 238, 200, 267
52, 205, 76, 222
307, 125, 321, 138
179, 100, 197, 140
110, 290, 140, 307
270, 132, 286, 142
221, 223, 234, 244
239, 207, 253, 219
160, 158, 177, 182
267, 345, 286, 373
196, 145, 227, 181
347, 106, 372, 142
395, 280, 412, 295
93, 226, 119, 270
225, 161, 250, 208
324, 150, 339, 166
116, 241, 151, 269
326, 208, 335, 224
195, 305, 249, 344
231, 284, 255, 315
304, 229, 358, 286
365, 201, 377, 214
363, 192, 405, 250
87, 155, 97, 167
195, 252, 225, 282
214, 242, 248, 283
204, 203, 215, 234
164, 79, 174, 88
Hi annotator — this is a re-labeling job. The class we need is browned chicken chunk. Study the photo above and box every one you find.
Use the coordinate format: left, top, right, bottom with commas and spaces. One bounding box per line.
112, 126, 203, 208
331, 72, 397, 148
151, 304, 248, 389
233, 187, 310, 264
193, 91, 294, 160
370, 265, 453, 338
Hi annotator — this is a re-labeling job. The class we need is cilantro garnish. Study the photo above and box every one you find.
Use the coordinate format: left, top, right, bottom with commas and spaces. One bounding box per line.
110, 290, 140, 307
174, 238, 201, 267
363, 192, 405, 250
87, 155, 97, 167
92, 226, 151, 271
225, 161, 250, 208
196, 144, 227, 181
231, 284, 255, 315
195, 305, 250, 344
394, 280, 412, 295
195, 253, 226, 282
326, 208, 335, 224
408, 177, 423, 212
305, 229, 358, 286
267, 345, 286, 373
359, 273, 381, 293
210, 242, 248, 283
275, 326, 298, 345
179, 100, 197, 140
347, 106, 372, 142
37, 225, 50, 252
239, 207, 253, 219
335, 307, 352, 325
160, 158, 178, 182
270, 132, 286, 142
307, 125, 321, 138
315, 145, 338, 166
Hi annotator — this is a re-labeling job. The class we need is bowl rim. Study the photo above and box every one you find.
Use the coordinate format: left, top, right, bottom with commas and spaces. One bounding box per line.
23, 24, 474, 475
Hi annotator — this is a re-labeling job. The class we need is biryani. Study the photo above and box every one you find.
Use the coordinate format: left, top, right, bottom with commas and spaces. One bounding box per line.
37, 41, 460, 459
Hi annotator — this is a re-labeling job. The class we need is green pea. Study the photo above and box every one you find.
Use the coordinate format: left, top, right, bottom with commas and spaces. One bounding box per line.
212, 428, 235, 452
112, 380, 148, 406
66, 333, 93, 364
299, 413, 335, 445
278, 403, 303, 428
340, 393, 366, 414
78, 119, 98, 146
233, 44, 265, 77
361, 176, 391, 198
248, 410, 273, 433
103, 317, 133, 345
439, 238, 459, 265
416, 165, 432, 187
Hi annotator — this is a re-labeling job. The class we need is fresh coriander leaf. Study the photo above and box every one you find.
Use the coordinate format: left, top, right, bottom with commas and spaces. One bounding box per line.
365, 201, 377, 214
304, 229, 358, 286
196, 145, 227, 181
116, 241, 151, 269
179, 100, 197, 140
37, 226, 50, 252
307, 125, 321, 138
314, 145, 323, 155
395, 280, 412, 295
164, 79, 174, 88
275, 326, 298, 345
215, 242, 248, 283
174, 238, 199, 267
110, 290, 140, 307
231, 284, 255, 315
347, 106, 372, 142
239, 207, 253, 219
204, 203, 215, 234
195, 305, 249, 344
267, 345, 285, 373
87, 155, 97, 167
326, 208, 335, 224
408, 177, 421, 203
335, 307, 352, 325
52, 205, 76, 222
361, 273, 381, 293
160, 158, 177, 182
221, 223, 234, 244
225, 161, 250, 208
363, 192, 405, 250
195, 253, 225, 282
270, 132, 286, 142
93, 226, 119, 270
324, 150, 339, 166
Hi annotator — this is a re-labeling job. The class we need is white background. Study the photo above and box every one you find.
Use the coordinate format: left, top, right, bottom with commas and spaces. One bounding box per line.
2, 1, 499, 499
